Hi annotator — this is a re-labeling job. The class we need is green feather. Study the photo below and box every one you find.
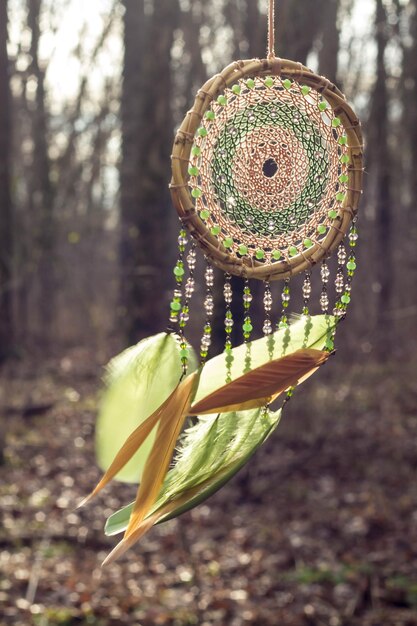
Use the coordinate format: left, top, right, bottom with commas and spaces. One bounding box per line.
103, 314, 335, 534
104, 406, 281, 536
96, 332, 197, 484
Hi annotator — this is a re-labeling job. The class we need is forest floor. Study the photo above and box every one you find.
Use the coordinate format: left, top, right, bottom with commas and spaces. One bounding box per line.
1, 348, 417, 626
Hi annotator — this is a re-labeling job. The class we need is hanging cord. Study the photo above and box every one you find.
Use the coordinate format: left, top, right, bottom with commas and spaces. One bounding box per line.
267, 0, 276, 58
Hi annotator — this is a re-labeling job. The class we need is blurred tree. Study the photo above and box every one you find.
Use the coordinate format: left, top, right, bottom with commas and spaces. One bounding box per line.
404, 0, 417, 248
27, 0, 55, 343
278, 0, 325, 63
368, 0, 393, 353
318, 0, 340, 83
119, 0, 179, 343
0, 0, 14, 363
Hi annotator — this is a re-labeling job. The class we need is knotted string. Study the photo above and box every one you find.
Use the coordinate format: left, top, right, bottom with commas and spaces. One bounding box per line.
268, 0, 276, 58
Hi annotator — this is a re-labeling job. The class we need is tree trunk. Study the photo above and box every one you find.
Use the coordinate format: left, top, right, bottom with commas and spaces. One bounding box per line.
278, 0, 325, 64
369, 0, 392, 354
318, 0, 340, 84
27, 0, 55, 344
0, 0, 14, 363
119, 0, 179, 344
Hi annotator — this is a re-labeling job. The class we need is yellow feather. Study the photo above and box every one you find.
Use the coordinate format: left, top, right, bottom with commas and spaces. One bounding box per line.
123, 372, 197, 540
190, 349, 329, 415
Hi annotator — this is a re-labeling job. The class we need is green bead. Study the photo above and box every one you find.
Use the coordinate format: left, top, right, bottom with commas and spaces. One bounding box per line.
173, 266, 185, 277
264, 76, 274, 88
328, 209, 338, 219
246, 78, 255, 89
239, 245, 248, 255
336, 192, 346, 202
347, 260, 356, 271
289, 246, 298, 257
283, 78, 292, 90
191, 188, 202, 198
211, 225, 221, 236
340, 154, 350, 164
255, 249, 265, 260
243, 322, 253, 333
200, 209, 210, 220
188, 165, 199, 176
325, 337, 334, 351
303, 238, 313, 249
272, 249, 281, 260
339, 174, 349, 183
317, 224, 327, 235
332, 117, 341, 128
319, 101, 328, 112
217, 95, 227, 106
341, 294, 351, 304
197, 127, 208, 137
170, 301, 181, 312
180, 348, 189, 358
232, 84, 241, 95
279, 320, 288, 329
205, 110, 215, 120
191, 145, 201, 156
224, 237, 233, 248
338, 135, 348, 145
301, 85, 310, 96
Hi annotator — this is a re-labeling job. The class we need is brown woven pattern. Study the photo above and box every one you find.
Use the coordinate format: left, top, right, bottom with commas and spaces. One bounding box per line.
171, 58, 363, 281
189, 77, 347, 259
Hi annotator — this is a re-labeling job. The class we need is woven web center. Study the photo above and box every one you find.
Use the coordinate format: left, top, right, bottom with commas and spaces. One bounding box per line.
263, 158, 278, 178
188, 75, 349, 261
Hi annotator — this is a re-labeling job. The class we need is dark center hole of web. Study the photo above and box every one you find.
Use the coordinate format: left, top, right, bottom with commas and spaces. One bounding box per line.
263, 158, 278, 178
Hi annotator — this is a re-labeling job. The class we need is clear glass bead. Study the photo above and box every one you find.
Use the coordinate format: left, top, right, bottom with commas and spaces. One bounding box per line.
169, 314, 178, 323
321, 263, 330, 283
205, 266, 214, 287
243, 293, 253, 304
320, 292, 329, 311
263, 320, 272, 335
173, 289, 182, 299
201, 336, 211, 348
282, 293, 290, 303
349, 231, 358, 242
179, 312, 189, 323
178, 234, 188, 247
302, 279, 312, 299
204, 294, 214, 315
185, 277, 195, 293
224, 283, 232, 304
225, 318, 234, 328
337, 246, 347, 264
335, 273, 344, 293
187, 249, 196, 270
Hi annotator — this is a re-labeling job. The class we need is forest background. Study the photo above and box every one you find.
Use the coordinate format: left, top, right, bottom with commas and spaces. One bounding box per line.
1, 1, 417, 625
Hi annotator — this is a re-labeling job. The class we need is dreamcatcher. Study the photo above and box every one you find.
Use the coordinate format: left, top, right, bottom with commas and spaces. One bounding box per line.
79, 0, 363, 565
